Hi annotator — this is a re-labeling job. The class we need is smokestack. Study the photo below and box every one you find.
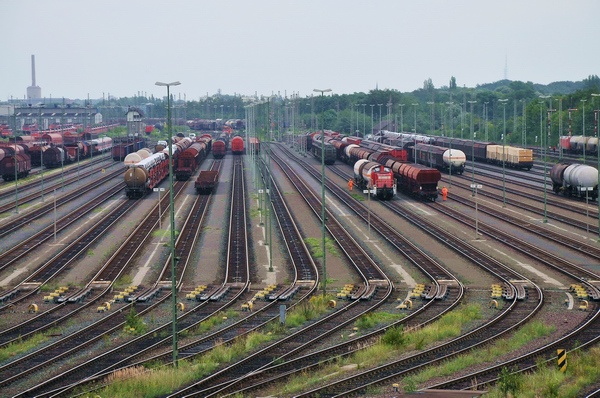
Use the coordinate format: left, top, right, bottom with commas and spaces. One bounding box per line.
31, 54, 36, 86
27, 54, 42, 100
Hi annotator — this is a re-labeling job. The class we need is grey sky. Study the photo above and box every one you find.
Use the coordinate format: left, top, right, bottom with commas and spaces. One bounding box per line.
2, 0, 599, 102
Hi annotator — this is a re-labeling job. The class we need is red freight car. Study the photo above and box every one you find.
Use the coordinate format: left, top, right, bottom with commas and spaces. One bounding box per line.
175, 141, 209, 180
383, 159, 440, 201
212, 139, 227, 159
0, 153, 31, 181
195, 170, 219, 194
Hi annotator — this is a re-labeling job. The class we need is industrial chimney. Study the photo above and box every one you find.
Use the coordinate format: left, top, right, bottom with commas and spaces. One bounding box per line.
27, 54, 42, 100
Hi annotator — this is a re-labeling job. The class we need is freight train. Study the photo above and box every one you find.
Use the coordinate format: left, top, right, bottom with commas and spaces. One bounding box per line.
549, 162, 598, 200
124, 152, 170, 198
42, 137, 113, 168
412, 143, 466, 174
311, 135, 337, 165
112, 137, 147, 161
174, 136, 212, 180
123, 137, 192, 198
0, 152, 31, 181
373, 131, 533, 171
559, 135, 599, 155
317, 131, 440, 201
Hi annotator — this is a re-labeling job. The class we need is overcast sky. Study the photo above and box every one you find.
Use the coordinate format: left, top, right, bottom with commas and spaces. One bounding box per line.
2, 0, 599, 102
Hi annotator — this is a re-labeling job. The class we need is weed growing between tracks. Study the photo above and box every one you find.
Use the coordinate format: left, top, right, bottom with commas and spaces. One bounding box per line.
86, 293, 335, 397
0, 332, 50, 362
484, 345, 600, 398
262, 303, 484, 396
401, 319, 555, 392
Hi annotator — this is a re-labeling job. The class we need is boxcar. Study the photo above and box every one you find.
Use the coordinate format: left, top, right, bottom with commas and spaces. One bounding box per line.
212, 139, 227, 159
0, 153, 31, 181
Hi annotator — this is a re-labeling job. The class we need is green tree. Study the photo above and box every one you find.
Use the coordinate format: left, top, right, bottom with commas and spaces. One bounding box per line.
449, 76, 457, 90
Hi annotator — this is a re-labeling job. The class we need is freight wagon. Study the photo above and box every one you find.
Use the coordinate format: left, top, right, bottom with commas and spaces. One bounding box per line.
175, 141, 209, 180
311, 136, 337, 165
212, 139, 227, 159
248, 137, 260, 154
124, 152, 169, 198
195, 170, 219, 194
0, 153, 31, 181
549, 162, 598, 200
413, 143, 466, 174
381, 158, 441, 201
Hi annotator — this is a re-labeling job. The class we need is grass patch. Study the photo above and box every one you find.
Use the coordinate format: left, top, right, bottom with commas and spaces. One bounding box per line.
114, 275, 134, 290
485, 345, 600, 397
90, 329, 278, 397
304, 237, 339, 259
271, 303, 484, 394
355, 311, 404, 330
401, 319, 555, 390
350, 193, 365, 201
280, 294, 335, 329
0, 333, 50, 362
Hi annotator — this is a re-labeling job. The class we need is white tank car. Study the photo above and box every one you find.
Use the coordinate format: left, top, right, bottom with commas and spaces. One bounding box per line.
563, 164, 598, 189
444, 148, 467, 169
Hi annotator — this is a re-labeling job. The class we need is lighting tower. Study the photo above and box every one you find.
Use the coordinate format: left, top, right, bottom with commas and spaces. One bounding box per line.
155, 80, 181, 366
314, 88, 331, 296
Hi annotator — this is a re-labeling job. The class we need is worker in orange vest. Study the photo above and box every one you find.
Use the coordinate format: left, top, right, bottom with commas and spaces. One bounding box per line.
348, 179, 354, 191
441, 186, 448, 201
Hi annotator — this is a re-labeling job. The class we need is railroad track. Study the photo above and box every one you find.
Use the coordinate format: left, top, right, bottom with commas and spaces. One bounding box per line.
16, 159, 258, 397
0, 182, 132, 315
376, 173, 600, 395
161, 146, 393, 398
454, 166, 599, 222
1, 175, 194, 395
0, 166, 124, 240
446, 190, 600, 263
54, 155, 322, 397
0, 154, 115, 210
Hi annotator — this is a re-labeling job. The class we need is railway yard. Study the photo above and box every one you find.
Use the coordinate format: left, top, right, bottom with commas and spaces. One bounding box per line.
1, 133, 600, 398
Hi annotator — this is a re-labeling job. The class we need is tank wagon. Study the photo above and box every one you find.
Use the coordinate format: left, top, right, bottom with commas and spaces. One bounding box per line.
353, 159, 396, 200
311, 136, 337, 165
413, 143, 466, 174
195, 170, 219, 194
559, 135, 599, 155
0, 153, 31, 181
124, 152, 169, 198
231, 136, 245, 155
550, 162, 598, 200
124, 148, 153, 166
175, 141, 209, 180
